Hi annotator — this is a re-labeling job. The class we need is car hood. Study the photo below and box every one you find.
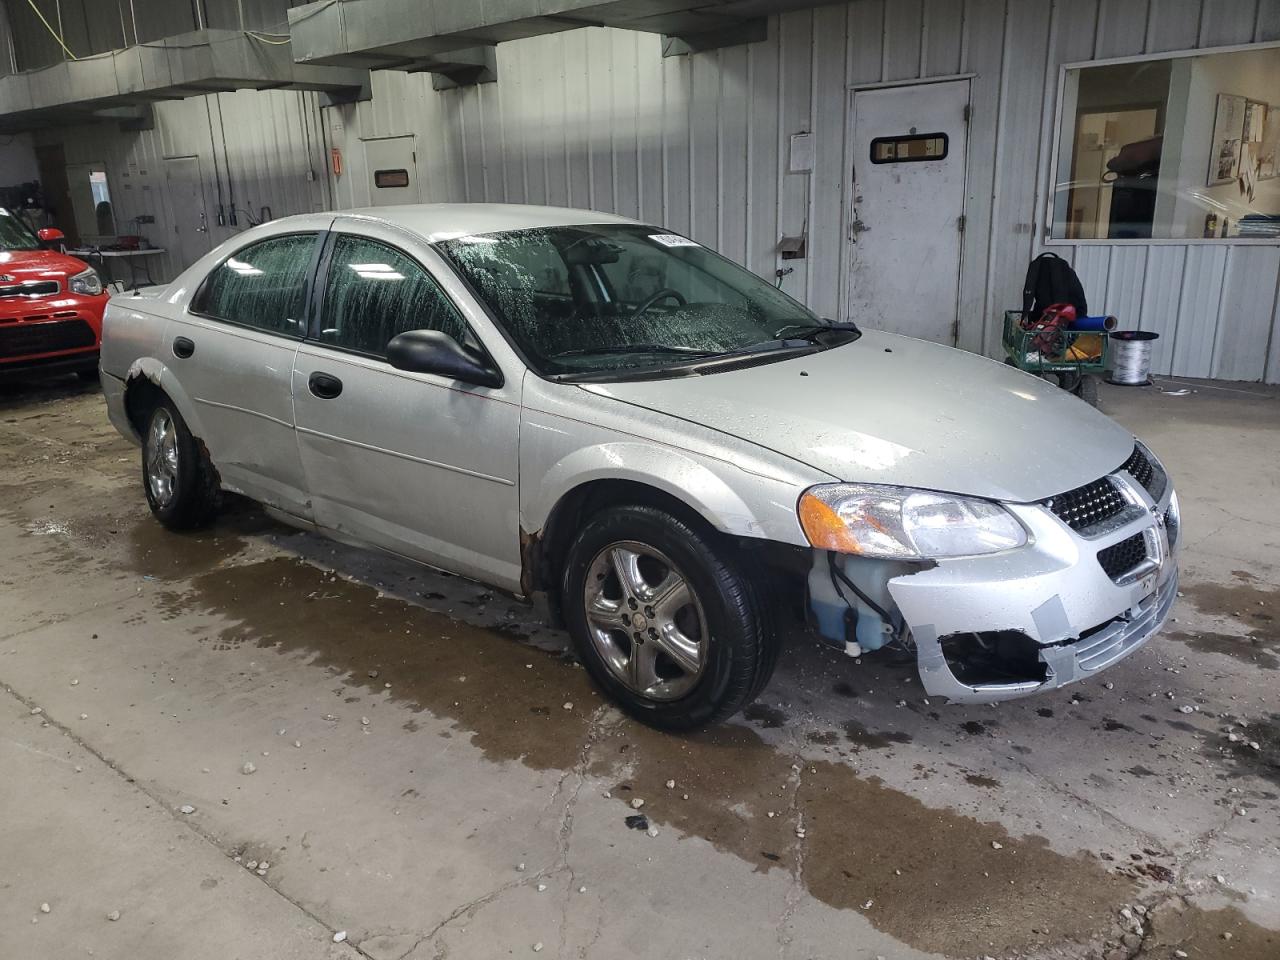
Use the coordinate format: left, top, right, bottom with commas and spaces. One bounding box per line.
582, 329, 1135, 503
0, 247, 87, 281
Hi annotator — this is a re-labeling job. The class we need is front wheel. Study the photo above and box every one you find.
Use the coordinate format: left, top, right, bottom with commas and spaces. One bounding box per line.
142, 399, 220, 530
561, 504, 777, 730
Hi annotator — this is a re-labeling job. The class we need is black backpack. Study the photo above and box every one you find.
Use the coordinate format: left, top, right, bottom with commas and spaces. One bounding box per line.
1021, 252, 1088, 324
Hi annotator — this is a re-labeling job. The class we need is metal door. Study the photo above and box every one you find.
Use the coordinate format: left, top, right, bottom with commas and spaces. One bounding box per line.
847, 80, 969, 344
165, 231, 323, 521
291, 219, 522, 590
362, 136, 420, 205
163, 156, 212, 269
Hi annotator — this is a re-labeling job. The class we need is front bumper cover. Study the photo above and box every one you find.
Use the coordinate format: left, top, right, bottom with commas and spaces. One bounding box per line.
808, 462, 1179, 703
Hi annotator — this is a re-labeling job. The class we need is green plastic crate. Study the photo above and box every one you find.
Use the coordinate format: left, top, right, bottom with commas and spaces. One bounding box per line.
1001, 310, 1108, 375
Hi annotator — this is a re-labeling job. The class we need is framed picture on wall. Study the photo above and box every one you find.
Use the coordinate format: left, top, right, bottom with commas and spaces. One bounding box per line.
1207, 93, 1246, 186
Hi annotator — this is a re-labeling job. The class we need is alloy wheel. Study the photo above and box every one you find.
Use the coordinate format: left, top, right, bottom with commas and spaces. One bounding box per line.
582, 540, 709, 700
146, 409, 179, 508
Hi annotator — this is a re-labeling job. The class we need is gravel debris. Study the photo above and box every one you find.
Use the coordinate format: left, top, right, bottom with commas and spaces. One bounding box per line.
333, 930, 347, 943
178, 804, 196, 815
241, 761, 256, 775
106, 910, 120, 922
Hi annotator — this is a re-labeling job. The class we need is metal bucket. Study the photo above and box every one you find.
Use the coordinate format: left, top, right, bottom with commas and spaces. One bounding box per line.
1108, 330, 1158, 385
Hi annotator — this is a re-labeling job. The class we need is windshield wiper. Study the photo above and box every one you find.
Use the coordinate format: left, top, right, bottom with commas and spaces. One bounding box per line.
548, 343, 722, 360
771, 321, 861, 342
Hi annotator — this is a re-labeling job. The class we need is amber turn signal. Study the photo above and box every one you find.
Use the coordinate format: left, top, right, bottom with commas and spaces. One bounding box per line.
798, 492, 862, 554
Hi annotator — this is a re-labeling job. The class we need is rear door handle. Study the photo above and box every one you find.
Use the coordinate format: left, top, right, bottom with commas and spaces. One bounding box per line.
172, 336, 194, 359
308, 371, 343, 400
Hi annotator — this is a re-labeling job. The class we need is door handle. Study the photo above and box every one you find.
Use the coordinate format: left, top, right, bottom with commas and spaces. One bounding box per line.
172, 336, 195, 359
308, 371, 343, 400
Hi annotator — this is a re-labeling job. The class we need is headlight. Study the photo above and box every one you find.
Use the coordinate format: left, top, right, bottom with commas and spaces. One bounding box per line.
69, 267, 104, 296
798, 483, 1028, 559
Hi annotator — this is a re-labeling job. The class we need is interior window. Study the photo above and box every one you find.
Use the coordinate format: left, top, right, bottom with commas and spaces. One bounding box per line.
1053, 47, 1280, 239
319, 235, 467, 356
194, 233, 317, 336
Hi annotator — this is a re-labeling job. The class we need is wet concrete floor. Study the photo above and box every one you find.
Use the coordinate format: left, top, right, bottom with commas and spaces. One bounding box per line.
1, 375, 1277, 959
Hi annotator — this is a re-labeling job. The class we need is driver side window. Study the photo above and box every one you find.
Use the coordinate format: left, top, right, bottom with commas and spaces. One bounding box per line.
319, 235, 467, 356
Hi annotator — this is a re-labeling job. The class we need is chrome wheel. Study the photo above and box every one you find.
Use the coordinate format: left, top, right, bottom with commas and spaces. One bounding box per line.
583, 540, 709, 701
145, 408, 179, 508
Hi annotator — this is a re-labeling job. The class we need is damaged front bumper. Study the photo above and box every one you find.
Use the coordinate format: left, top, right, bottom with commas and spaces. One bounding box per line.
808, 470, 1179, 703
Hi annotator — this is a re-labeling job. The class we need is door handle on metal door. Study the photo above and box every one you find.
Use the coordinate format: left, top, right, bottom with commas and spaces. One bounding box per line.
308, 372, 343, 399
172, 336, 195, 359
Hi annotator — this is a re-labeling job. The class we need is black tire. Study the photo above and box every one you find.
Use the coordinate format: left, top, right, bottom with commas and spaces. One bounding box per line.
141, 398, 220, 530
561, 504, 776, 730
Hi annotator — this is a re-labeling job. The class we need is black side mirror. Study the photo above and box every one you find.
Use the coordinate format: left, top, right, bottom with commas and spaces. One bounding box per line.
386, 329, 503, 388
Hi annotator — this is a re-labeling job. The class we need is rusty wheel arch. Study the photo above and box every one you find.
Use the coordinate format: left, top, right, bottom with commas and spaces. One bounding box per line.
521, 479, 721, 626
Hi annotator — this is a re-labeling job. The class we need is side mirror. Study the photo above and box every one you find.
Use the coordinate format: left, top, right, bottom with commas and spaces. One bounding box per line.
386, 329, 503, 388
37, 227, 66, 249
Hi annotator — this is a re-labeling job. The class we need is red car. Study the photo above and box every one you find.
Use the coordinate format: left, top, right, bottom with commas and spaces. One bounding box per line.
0, 207, 108, 381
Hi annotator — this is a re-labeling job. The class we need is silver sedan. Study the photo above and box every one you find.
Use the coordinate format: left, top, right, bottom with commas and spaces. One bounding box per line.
100, 204, 1179, 729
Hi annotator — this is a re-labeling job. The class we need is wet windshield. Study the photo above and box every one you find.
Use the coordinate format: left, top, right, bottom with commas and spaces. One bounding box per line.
437, 224, 858, 379
0, 208, 40, 252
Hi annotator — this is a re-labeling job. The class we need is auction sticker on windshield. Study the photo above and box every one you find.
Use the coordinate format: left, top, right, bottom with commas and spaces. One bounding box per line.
648, 234, 700, 248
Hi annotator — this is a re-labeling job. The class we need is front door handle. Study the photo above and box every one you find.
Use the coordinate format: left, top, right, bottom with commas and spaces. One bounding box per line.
172, 336, 195, 359
308, 371, 343, 400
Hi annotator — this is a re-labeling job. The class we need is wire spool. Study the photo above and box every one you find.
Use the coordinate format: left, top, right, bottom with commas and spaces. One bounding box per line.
1108, 330, 1158, 385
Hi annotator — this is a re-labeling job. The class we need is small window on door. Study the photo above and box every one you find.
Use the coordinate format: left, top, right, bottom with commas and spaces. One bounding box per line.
319, 235, 468, 356
870, 133, 948, 164
192, 233, 318, 336
374, 169, 410, 189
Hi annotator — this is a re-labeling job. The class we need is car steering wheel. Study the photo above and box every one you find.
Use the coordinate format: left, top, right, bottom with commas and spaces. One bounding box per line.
632, 288, 687, 318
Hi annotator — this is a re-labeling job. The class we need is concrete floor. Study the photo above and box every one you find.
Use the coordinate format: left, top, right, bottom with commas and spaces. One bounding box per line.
0, 374, 1277, 960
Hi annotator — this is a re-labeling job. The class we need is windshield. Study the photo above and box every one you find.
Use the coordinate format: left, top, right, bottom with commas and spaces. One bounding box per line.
0, 208, 40, 252
437, 224, 857, 379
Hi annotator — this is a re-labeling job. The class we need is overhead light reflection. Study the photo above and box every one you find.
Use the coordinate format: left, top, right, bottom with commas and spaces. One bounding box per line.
348, 262, 404, 280
226, 257, 262, 276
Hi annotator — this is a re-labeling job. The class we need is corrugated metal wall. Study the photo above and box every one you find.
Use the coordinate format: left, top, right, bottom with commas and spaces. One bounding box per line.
40, 88, 332, 281
323, 0, 1280, 382
39, 0, 1280, 382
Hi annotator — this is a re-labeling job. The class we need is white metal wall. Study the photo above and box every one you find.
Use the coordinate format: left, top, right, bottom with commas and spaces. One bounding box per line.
38, 87, 331, 282
322, 0, 1280, 382
42, 0, 1280, 382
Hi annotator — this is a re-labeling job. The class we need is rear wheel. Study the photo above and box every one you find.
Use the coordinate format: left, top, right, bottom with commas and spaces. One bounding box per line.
562, 504, 776, 730
142, 399, 220, 530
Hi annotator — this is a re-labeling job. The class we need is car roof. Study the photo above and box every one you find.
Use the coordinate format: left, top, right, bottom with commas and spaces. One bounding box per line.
334, 203, 647, 243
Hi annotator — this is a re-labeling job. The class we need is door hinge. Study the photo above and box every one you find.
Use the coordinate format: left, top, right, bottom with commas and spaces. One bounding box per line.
962, 104, 971, 123
957, 214, 966, 234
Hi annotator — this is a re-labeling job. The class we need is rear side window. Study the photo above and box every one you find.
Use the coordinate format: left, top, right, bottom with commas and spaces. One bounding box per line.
318, 235, 467, 356
193, 233, 318, 336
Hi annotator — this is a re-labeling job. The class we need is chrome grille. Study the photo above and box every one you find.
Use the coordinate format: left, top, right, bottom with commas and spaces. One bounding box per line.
1122, 445, 1165, 500
1046, 477, 1127, 532
1098, 532, 1147, 580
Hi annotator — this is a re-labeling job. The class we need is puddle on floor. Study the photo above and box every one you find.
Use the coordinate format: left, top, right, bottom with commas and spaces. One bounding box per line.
1205, 713, 1280, 788
153, 554, 1151, 957
160, 556, 597, 771
1145, 899, 1278, 960
1169, 579, 1279, 670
